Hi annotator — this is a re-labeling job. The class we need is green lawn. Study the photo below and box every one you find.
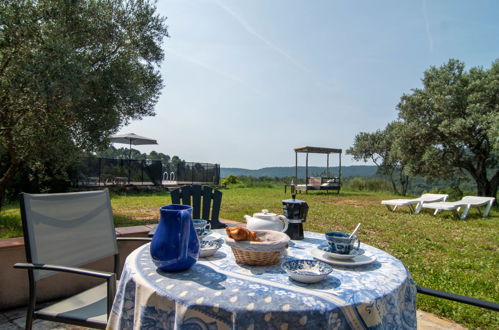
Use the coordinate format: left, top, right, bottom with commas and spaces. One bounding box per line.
1, 187, 498, 328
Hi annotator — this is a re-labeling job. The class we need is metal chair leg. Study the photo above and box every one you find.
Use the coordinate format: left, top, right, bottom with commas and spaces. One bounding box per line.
26, 273, 37, 330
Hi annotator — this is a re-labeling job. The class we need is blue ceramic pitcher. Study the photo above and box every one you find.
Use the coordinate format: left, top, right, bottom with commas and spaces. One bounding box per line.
150, 204, 199, 272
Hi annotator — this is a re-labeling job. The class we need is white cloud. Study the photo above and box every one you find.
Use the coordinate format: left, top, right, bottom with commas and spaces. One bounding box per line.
213, 0, 311, 73
213, 0, 339, 93
422, 0, 434, 53
169, 49, 266, 96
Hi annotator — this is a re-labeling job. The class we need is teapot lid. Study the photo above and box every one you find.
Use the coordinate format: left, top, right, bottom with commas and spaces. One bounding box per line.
253, 209, 278, 218
282, 198, 307, 205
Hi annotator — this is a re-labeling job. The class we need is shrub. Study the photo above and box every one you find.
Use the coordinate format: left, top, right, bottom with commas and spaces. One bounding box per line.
427, 186, 475, 201
221, 175, 279, 188
364, 178, 393, 192
344, 177, 393, 193
221, 175, 240, 186
345, 177, 366, 191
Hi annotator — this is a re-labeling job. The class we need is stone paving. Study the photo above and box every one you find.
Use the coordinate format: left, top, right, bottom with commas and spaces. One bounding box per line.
0, 306, 467, 329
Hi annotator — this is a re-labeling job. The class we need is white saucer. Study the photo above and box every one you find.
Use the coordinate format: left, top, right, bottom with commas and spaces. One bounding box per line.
318, 246, 365, 260
310, 248, 377, 267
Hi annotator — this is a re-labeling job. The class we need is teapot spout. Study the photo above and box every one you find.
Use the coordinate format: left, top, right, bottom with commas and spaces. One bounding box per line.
243, 215, 252, 223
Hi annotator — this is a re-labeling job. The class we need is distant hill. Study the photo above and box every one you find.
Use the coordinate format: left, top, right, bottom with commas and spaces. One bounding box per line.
221, 166, 378, 178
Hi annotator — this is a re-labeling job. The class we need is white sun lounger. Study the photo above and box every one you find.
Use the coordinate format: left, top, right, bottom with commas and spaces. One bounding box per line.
381, 193, 449, 214
421, 196, 496, 220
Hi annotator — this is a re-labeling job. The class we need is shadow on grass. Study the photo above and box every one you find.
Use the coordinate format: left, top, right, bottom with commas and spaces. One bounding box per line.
418, 209, 497, 222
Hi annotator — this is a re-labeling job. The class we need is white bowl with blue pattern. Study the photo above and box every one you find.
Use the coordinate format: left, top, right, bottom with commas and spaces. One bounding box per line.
199, 238, 223, 257
281, 259, 333, 283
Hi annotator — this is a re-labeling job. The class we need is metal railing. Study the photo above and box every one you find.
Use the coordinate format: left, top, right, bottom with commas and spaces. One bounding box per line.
416, 286, 499, 311
76, 157, 220, 186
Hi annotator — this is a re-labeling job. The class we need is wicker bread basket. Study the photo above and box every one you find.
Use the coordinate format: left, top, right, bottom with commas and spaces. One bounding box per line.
225, 230, 290, 266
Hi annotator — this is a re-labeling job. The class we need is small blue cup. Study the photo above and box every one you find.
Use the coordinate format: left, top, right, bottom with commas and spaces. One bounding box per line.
325, 232, 360, 254
192, 219, 211, 237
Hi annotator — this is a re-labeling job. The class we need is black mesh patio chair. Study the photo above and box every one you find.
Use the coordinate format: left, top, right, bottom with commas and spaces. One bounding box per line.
149, 184, 225, 236
14, 189, 150, 329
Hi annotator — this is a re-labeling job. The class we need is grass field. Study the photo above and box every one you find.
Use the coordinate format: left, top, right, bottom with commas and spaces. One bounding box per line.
1, 186, 498, 328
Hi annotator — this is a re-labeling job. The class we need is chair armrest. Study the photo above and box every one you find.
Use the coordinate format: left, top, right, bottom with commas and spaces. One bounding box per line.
116, 237, 152, 242
13, 263, 115, 279
14, 262, 117, 315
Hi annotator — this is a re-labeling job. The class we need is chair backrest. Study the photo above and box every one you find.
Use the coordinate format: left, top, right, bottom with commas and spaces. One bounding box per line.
21, 189, 118, 280
170, 185, 222, 221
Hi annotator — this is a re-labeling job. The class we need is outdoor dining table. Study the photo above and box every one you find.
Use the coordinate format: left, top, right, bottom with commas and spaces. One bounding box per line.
108, 230, 417, 329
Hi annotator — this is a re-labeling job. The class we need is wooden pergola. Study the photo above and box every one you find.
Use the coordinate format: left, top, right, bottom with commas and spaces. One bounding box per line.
293, 146, 342, 193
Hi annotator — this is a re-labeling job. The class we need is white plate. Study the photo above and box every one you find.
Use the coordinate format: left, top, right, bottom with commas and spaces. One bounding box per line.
318, 246, 365, 260
310, 248, 377, 267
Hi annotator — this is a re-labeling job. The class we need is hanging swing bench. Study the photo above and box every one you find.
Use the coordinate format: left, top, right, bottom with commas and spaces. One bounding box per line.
292, 146, 342, 194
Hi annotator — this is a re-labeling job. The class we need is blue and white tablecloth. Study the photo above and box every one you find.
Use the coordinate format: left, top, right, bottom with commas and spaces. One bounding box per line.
108, 231, 416, 329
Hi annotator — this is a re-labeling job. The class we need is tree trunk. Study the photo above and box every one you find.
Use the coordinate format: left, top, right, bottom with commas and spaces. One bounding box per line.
0, 162, 20, 208
388, 169, 400, 195
399, 173, 410, 196
470, 168, 497, 202
484, 170, 499, 202
461, 157, 497, 201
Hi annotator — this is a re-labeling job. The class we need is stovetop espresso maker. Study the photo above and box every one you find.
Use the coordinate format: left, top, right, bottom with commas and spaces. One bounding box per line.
282, 194, 308, 240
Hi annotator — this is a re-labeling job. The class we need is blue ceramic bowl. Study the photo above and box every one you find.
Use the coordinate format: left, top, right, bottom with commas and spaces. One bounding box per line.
281, 259, 333, 283
325, 232, 360, 255
193, 219, 211, 237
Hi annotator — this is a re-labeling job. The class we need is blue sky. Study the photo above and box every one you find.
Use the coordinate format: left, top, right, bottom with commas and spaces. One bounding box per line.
117, 0, 499, 169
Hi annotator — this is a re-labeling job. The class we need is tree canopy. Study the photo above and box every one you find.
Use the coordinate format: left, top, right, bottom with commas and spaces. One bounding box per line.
349, 59, 498, 199
347, 121, 409, 195
0, 0, 168, 202
96, 146, 177, 164
396, 59, 498, 198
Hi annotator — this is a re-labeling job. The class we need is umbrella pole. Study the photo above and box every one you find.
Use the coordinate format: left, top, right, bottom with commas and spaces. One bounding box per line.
128, 141, 132, 184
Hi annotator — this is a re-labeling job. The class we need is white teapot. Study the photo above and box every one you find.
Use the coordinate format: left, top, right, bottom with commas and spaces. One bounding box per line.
244, 209, 289, 233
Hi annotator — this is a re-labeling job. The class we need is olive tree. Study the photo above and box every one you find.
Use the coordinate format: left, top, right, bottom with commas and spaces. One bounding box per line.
0, 0, 168, 202
395, 59, 498, 199
347, 121, 410, 195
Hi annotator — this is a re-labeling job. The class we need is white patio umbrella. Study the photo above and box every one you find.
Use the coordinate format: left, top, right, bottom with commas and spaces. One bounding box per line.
109, 133, 158, 183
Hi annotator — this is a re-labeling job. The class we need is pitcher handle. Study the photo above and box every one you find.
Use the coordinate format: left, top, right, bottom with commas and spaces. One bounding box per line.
179, 209, 191, 260
278, 215, 289, 233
